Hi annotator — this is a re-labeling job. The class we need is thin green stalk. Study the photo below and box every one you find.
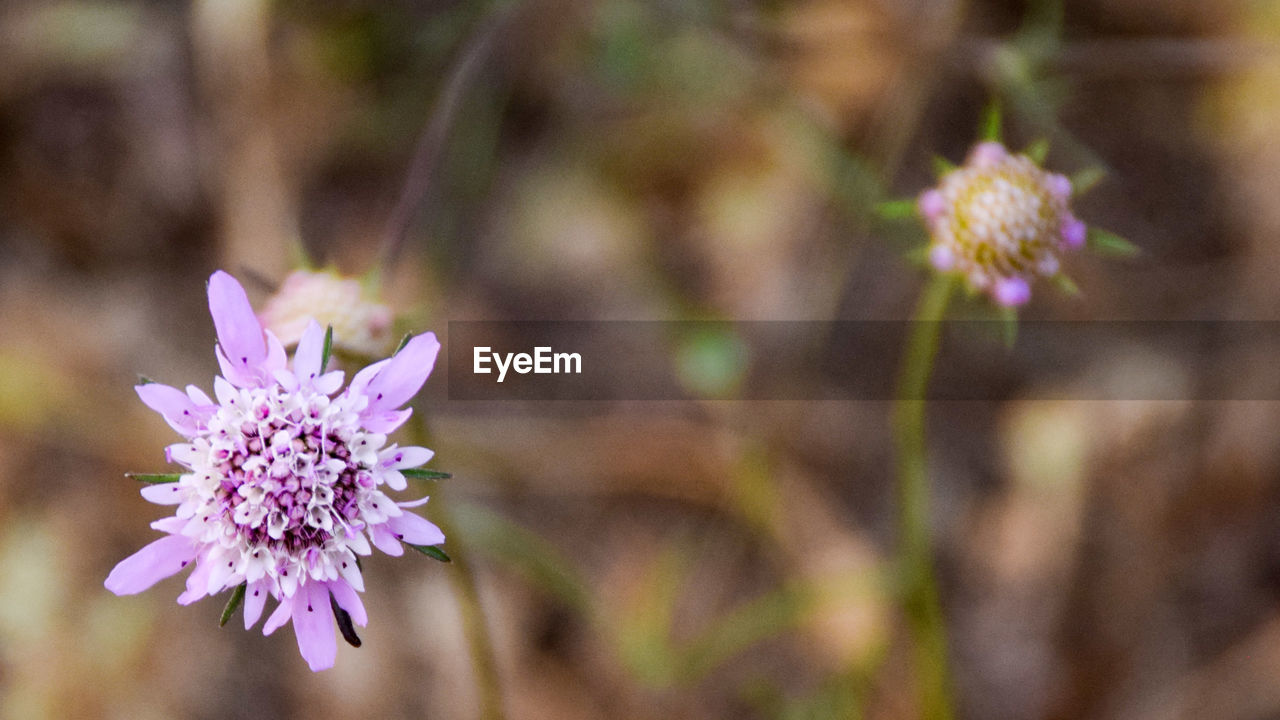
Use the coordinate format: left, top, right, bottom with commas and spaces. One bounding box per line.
893, 273, 957, 720
407, 419, 506, 720
434, 495, 506, 720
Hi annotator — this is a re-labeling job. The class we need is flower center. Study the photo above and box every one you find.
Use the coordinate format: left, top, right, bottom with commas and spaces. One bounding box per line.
200, 385, 381, 554
945, 158, 1062, 274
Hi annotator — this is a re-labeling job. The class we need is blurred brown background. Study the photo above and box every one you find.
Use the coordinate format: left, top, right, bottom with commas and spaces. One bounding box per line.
2, 0, 1280, 718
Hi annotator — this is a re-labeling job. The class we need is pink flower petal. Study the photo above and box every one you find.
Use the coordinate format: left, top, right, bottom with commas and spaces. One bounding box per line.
347, 359, 391, 400
380, 469, 407, 492
994, 276, 1032, 307
336, 552, 365, 591
262, 595, 293, 636
369, 524, 404, 556
292, 582, 337, 672
387, 512, 445, 547
136, 383, 202, 436
929, 245, 956, 272
150, 516, 187, 533
213, 376, 237, 406
244, 581, 269, 630
362, 408, 413, 434
207, 271, 267, 377
1060, 216, 1086, 250
381, 446, 434, 470
177, 556, 214, 605
216, 345, 260, 388
185, 384, 213, 406
1048, 173, 1072, 202
918, 189, 946, 225
363, 333, 440, 416
327, 580, 368, 627
293, 320, 326, 384
969, 141, 1007, 168
140, 483, 184, 505
104, 535, 197, 595
312, 370, 345, 395
264, 330, 288, 375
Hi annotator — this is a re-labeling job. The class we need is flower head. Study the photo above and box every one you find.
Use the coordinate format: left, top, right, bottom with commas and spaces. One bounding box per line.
918, 141, 1085, 306
259, 270, 395, 357
106, 270, 444, 671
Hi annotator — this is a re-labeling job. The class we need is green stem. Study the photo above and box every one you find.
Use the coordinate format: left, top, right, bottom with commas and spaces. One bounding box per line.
408, 419, 506, 720
435, 495, 506, 720
893, 273, 957, 720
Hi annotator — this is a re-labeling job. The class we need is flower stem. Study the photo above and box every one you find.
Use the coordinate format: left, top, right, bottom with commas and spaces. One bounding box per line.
434, 496, 507, 720
407, 418, 506, 720
893, 272, 957, 720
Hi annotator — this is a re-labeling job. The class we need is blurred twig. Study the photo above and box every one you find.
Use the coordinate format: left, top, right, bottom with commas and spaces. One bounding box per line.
379, 5, 511, 269
957, 37, 1280, 79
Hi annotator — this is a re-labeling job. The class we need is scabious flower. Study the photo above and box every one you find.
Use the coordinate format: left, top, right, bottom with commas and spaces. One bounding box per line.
918, 141, 1086, 307
105, 270, 444, 671
259, 269, 395, 357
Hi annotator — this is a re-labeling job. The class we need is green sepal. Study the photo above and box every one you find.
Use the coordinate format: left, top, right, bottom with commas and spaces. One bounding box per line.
1070, 167, 1106, 195
1087, 227, 1140, 257
1052, 272, 1080, 296
219, 583, 247, 627
1023, 138, 1049, 164
980, 100, 1003, 142
331, 594, 362, 648
875, 199, 919, 221
320, 325, 334, 372
137, 375, 156, 386
394, 333, 414, 355
408, 544, 452, 563
126, 473, 182, 484
401, 468, 452, 480
932, 155, 957, 177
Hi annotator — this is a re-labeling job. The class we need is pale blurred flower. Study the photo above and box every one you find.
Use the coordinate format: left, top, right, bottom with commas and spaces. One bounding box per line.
106, 271, 444, 671
918, 141, 1085, 306
259, 270, 395, 357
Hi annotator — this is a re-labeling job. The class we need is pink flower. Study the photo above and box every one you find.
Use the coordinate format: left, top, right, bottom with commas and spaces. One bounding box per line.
918, 141, 1084, 307
106, 270, 444, 671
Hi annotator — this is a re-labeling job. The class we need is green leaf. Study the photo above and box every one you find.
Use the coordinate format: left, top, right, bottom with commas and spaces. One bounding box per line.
408, 544, 451, 563
401, 468, 452, 480
330, 594, 362, 648
1070, 166, 1106, 195
875, 199, 918, 220
1024, 138, 1049, 164
1052, 272, 1080, 296
219, 583, 246, 627
320, 325, 334, 372
980, 100, 1003, 142
394, 333, 414, 355
137, 375, 156, 385
126, 473, 181, 484
1087, 227, 1140, 257
932, 155, 957, 177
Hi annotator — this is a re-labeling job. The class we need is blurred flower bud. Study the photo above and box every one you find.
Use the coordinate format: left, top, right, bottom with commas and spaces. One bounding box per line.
919, 141, 1083, 307
259, 270, 395, 357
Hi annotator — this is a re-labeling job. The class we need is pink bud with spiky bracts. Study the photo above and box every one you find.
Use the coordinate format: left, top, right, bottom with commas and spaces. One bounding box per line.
917, 141, 1085, 307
